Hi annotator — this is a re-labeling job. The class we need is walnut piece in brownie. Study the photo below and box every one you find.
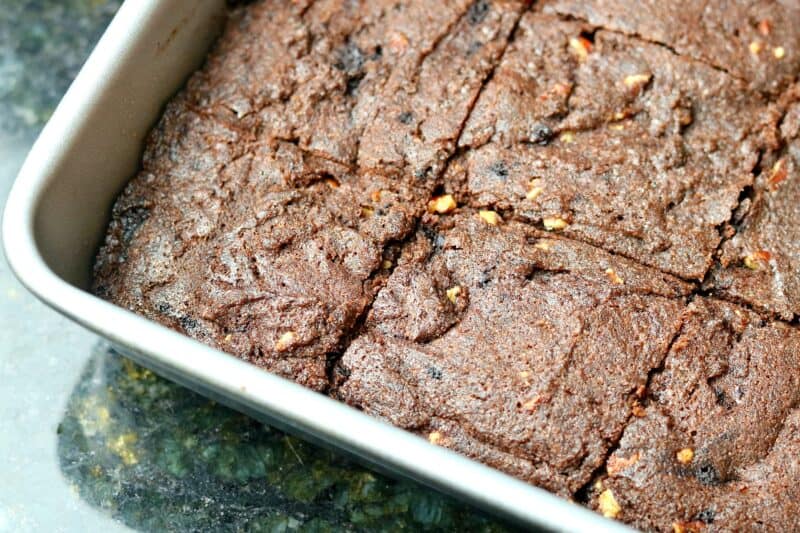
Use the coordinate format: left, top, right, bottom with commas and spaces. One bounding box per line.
593, 298, 800, 532
707, 89, 800, 320
450, 12, 777, 281
334, 213, 691, 495
544, 0, 800, 95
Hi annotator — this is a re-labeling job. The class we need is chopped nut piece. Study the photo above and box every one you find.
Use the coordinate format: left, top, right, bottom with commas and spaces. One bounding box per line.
526, 179, 544, 201
605, 268, 624, 285
275, 331, 297, 352
676, 447, 695, 464
623, 73, 652, 89
631, 402, 646, 417
607, 452, 640, 476
552, 81, 572, 96
427, 194, 457, 214
446, 285, 462, 303
677, 107, 693, 126
598, 489, 621, 519
743, 250, 772, 270
749, 40, 763, 55
569, 36, 592, 62
370, 190, 383, 202
609, 123, 625, 131
518, 370, 531, 379
769, 158, 788, 189
673, 520, 705, 533
381, 260, 393, 270
543, 217, 569, 231
387, 31, 409, 54
774, 46, 786, 59
478, 210, 501, 225
323, 177, 340, 188
428, 431, 443, 445
224, 334, 233, 343
521, 396, 543, 411
758, 19, 772, 36
361, 206, 374, 218
559, 131, 575, 143
533, 239, 552, 251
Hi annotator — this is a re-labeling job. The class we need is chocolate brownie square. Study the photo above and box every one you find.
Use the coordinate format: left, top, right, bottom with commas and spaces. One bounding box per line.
334, 213, 690, 494
544, 0, 800, 95
450, 12, 777, 280
591, 297, 800, 531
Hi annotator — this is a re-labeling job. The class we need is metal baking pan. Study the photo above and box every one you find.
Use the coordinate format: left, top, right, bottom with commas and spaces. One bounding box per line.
2, 1, 630, 531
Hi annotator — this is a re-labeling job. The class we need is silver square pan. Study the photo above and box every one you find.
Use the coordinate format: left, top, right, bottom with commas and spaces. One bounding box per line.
2, 1, 631, 531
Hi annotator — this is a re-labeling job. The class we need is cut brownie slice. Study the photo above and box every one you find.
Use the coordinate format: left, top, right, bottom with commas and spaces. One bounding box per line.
707, 89, 800, 320
333, 213, 691, 495
93, 100, 421, 390
450, 12, 777, 280
357, 0, 527, 178
187, 0, 478, 165
544, 0, 800, 95
592, 298, 800, 532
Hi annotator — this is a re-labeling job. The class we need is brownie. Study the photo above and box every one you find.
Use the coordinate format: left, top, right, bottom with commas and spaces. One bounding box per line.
450, 12, 777, 281
706, 87, 800, 320
183, 0, 469, 165
544, 0, 800, 95
93, 1, 800, 529
357, 0, 527, 178
93, 98, 421, 390
590, 298, 800, 532
334, 213, 691, 495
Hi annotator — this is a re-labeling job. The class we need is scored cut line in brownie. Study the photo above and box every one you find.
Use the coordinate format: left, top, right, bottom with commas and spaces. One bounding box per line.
706, 86, 800, 321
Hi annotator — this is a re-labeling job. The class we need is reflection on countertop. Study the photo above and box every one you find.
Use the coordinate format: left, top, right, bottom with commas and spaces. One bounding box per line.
58, 344, 510, 531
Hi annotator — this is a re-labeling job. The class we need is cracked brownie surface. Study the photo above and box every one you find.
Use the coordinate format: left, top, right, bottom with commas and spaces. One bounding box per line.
94, 0, 524, 391
544, 0, 800, 95
93, 0, 800, 529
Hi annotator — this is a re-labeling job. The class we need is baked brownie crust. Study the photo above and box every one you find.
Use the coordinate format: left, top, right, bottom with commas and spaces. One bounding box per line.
357, 0, 527, 178
94, 0, 528, 390
334, 213, 690, 494
592, 298, 800, 532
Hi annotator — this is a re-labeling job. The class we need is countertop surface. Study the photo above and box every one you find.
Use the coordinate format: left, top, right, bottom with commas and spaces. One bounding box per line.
0, 2, 515, 532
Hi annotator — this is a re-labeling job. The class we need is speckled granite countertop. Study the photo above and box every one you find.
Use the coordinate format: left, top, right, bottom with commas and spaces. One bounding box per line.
0, 2, 516, 531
